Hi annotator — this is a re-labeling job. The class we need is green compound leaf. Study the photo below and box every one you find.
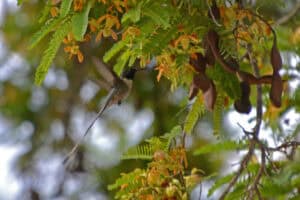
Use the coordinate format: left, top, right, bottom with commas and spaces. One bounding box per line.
122, 126, 181, 160
208, 173, 235, 197
212, 92, 224, 136
143, 2, 173, 29
29, 18, 63, 49
34, 21, 71, 85
184, 94, 206, 134
71, 1, 92, 41
38, 2, 52, 23
194, 140, 248, 155
114, 50, 131, 76
60, 0, 73, 18
103, 38, 129, 63
121, 2, 142, 24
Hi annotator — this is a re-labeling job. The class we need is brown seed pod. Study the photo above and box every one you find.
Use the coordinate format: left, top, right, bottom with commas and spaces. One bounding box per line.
205, 48, 215, 66
203, 81, 217, 111
188, 77, 200, 100
270, 72, 283, 107
205, 30, 237, 73
188, 73, 211, 100
258, 75, 273, 84
203, 36, 215, 66
234, 99, 252, 114
207, 30, 219, 50
234, 82, 252, 114
198, 74, 211, 93
236, 71, 257, 84
236, 71, 274, 85
203, 30, 220, 67
190, 53, 207, 73
270, 40, 282, 72
240, 81, 251, 98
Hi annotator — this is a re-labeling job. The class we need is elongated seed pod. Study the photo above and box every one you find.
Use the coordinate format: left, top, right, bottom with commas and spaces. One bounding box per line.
270, 40, 282, 72
270, 72, 283, 107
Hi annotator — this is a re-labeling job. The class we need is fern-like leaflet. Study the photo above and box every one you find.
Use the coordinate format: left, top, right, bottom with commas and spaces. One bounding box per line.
194, 140, 248, 155
34, 20, 71, 85
212, 91, 224, 136
103, 38, 129, 62
60, 0, 73, 18
184, 93, 206, 134
122, 125, 182, 160
71, 1, 92, 41
108, 168, 146, 198
208, 173, 235, 197
29, 18, 64, 49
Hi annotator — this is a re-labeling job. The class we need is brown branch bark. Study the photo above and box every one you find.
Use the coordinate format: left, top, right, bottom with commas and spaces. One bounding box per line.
219, 140, 255, 200
248, 145, 265, 200
219, 45, 264, 200
266, 141, 300, 152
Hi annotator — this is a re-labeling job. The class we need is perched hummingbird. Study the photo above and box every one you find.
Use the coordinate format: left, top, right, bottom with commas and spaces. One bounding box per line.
63, 57, 137, 164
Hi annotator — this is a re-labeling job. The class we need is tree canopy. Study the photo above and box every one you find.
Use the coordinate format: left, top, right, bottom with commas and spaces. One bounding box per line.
1, 0, 300, 199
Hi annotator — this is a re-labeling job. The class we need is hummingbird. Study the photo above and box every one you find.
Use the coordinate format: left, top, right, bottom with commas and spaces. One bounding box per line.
63, 57, 137, 164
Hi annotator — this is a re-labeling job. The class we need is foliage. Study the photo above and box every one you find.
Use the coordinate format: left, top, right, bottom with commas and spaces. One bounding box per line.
34, 19, 71, 85
122, 125, 182, 160
109, 146, 201, 200
194, 139, 248, 155
3, 0, 300, 199
183, 93, 206, 134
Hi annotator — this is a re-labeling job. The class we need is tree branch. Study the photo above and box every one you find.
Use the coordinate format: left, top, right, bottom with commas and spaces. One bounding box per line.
248, 144, 266, 200
247, 45, 263, 135
219, 140, 255, 200
266, 141, 300, 152
206, 0, 222, 27
219, 45, 264, 200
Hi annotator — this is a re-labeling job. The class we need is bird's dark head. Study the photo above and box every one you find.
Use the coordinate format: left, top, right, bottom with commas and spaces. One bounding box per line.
122, 68, 137, 80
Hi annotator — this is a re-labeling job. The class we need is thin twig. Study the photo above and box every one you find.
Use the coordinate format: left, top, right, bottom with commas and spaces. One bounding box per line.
248, 145, 265, 200
247, 9, 277, 42
247, 44, 264, 199
219, 44, 265, 199
247, 45, 262, 135
182, 131, 187, 149
219, 140, 255, 200
206, 0, 222, 27
198, 183, 202, 200
275, 2, 300, 26
266, 141, 300, 152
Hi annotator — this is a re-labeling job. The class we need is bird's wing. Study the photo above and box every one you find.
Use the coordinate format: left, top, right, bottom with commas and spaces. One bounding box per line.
92, 57, 118, 88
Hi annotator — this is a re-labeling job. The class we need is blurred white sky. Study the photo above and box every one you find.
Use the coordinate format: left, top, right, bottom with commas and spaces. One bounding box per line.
0, 2, 23, 199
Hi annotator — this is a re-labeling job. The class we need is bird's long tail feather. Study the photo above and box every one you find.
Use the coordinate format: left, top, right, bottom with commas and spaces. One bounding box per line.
63, 88, 117, 165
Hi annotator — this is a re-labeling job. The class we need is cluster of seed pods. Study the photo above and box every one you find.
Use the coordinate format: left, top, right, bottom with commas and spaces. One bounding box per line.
188, 2, 283, 113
